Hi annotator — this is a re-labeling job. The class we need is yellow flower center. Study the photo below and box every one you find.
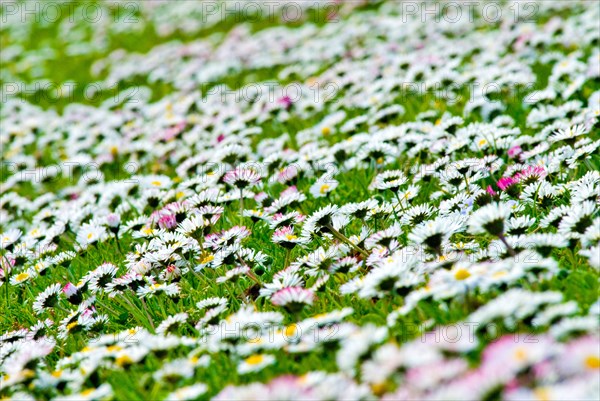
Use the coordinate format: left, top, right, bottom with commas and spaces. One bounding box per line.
51, 370, 62, 378
321, 126, 331, 135
67, 322, 78, 331
151, 180, 162, 187
115, 355, 133, 367
319, 184, 330, 194
454, 269, 471, 281
201, 254, 214, 264
87, 233, 94, 240
585, 355, 600, 369
376, 157, 384, 165
533, 388, 550, 401
15, 272, 29, 282
371, 382, 388, 397
245, 354, 264, 365
478, 139, 487, 147
514, 347, 527, 361
284, 325, 297, 338
81, 389, 95, 396
285, 234, 298, 241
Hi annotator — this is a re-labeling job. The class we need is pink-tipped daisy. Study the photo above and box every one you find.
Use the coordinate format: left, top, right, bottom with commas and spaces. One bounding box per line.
271, 287, 315, 312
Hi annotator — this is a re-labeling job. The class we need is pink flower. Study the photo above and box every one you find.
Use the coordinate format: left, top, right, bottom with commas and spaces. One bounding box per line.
217, 133, 226, 143
514, 165, 547, 183
280, 186, 299, 197
497, 176, 517, 191
163, 122, 185, 141
158, 214, 177, 229
507, 145, 522, 159
486, 185, 497, 196
278, 96, 293, 109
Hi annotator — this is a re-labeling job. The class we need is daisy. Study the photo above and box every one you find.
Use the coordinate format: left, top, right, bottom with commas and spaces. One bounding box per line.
56, 384, 115, 401
196, 296, 228, 310
259, 270, 304, 298
237, 353, 276, 374
223, 167, 262, 189
86, 262, 119, 294
272, 226, 308, 249
468, 202, 513, 238
32, 283, 62, 315
265, 187, 307, 215
340, 199, 379, 220
364, 224, 402, 251
549, 124, 588, 144
370, 170, 408, 192
9, 269, 35, 285
268, 211, 304, 230
513, 165, 547, 186
216, 265, 250, 284
301, 205, 339, 238
330, 256, 361, 274
164, 384, 208, 401
506, 216, 536, 236
1, 228, 22, 250
558, 201, 597, 239
357, 142, 397, 167
524, 233, 569, 257
409, 217, 463, 256
271, 287, 315, 312
176, 214, 207, 238
243, 208, 267, 223
309, 177, 339, 198
401, 204, 435, 226
156, 313, 188, 335
62, 282, 83, 305
137, 282, 180, 299
76, 223, 107, 248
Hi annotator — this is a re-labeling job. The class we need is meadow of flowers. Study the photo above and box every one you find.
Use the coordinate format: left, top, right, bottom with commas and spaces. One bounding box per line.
1, 1, 599, 400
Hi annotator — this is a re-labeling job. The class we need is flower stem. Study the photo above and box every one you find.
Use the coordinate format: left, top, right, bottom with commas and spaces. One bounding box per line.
284, 249, 291, 268
239, 189, 244, 218
463, 174, 471, 195
236, 253, 261, 285
498, 233, 516, 257
140, 297, 156, 331
326, 224, 369, 258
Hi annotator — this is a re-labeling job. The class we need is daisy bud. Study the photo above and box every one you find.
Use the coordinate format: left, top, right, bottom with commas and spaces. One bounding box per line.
62, 282, 83, 305
106, 213, 121, 234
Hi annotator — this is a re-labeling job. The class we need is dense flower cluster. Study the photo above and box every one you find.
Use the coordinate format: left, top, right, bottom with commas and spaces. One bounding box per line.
1, 1, 599, 400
